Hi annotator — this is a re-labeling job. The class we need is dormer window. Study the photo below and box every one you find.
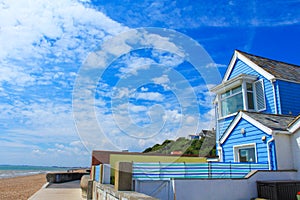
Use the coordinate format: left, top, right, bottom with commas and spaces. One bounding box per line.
211, 74, 266, 118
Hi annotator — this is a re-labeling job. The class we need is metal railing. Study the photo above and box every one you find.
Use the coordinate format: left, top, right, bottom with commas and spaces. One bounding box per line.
132, 162, 269, 180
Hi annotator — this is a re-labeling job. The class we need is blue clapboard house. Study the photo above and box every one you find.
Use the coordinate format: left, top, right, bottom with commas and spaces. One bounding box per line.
211, 50, 300, 170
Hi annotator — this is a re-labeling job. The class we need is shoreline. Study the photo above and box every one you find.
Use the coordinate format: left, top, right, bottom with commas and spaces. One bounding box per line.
0, 174, 47, 200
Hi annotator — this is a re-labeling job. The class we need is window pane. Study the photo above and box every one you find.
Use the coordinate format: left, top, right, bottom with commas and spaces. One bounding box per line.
221, 90, 230, 99
246, 83, 253, 91
221, 93, 243, 116
239, 148, 255, 162
232, 86, 242, 94
247, 92, 254, 109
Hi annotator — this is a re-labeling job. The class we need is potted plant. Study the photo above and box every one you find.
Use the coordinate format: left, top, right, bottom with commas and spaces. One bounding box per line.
297, 191, 300, 200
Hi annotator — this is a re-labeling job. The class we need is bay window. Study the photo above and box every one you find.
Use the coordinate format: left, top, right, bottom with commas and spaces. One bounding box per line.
211, 74, 266, 118
220, 86, 243, 116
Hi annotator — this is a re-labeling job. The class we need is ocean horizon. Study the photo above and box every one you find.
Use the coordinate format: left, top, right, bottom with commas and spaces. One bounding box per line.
0, 165, 73, 179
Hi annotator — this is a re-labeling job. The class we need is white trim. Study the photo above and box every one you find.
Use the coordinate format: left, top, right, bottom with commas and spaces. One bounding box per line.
233, 143, 257, 162
220, 111, 273, 144
242, 81, 248, 110
288, 117, 300, 133
223, 50, 275, 82
271, 80, 278, 114
223, 51, 238, 82
220, 112, 243, 144
217, 146, 223, 162
267, 137, 275, 170
211, 74, 257, 94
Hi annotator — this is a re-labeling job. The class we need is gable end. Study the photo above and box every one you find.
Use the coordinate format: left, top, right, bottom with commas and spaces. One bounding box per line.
223, 50, 275, 82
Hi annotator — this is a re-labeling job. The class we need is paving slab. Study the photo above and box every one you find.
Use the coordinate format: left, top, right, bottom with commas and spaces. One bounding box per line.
28, 180, 82, 200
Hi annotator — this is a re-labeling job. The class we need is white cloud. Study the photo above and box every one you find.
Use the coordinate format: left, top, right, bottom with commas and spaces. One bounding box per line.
162, 109, 182, 123
128, 103, 148, 113
117, 56, 154, 78
152, 74, 171, 90
135, 92, 164, 101
152, 75, 170, 85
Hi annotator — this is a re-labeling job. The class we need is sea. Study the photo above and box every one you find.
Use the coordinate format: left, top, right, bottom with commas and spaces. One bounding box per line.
0, 165, 70, 179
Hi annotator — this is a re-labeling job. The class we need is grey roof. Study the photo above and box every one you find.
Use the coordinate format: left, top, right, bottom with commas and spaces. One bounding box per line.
237, 50, 300, 82
242, 111, 296, 132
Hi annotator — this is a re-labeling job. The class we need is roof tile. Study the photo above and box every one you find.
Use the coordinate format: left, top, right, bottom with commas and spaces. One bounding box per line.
237, 50, 300, 82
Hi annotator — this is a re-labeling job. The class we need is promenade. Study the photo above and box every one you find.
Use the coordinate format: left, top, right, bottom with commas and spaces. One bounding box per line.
28, 180, 81, 200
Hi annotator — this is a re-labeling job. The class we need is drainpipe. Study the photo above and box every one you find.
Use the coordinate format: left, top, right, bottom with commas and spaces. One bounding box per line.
217, 142, 223, 162
267, 137, 275, 170
271, 79, 278, 114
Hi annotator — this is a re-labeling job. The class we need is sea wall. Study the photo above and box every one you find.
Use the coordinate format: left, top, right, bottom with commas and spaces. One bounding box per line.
46, 172, 89, 183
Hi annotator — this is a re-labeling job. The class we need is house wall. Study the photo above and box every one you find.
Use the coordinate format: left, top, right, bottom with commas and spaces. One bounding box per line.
228, 60, 276, 114
174, 171, 297, 200
274, 134, 293, 170
277, 80, 300, 116
217, 59, 277, 144
221, 118, 272, 164
217, 116, 234, 139
292, 129, 300, 179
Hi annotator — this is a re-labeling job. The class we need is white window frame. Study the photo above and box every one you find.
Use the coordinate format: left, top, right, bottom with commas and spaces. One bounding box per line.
233, 143, 257, 163
220, 85, 243, 117
218, 79, 266, 118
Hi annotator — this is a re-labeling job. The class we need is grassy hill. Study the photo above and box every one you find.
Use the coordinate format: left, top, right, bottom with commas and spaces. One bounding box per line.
143, 131, 216, 157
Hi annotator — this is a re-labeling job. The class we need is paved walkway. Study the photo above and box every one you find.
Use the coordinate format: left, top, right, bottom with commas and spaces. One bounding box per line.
28, 180, 82, 200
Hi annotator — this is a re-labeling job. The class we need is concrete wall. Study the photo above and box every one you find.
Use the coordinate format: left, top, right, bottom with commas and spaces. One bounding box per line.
174, 170, 297, 200
134, 180, 174, 200
93, 182, 158, 200
46, 172, 89, 183
292, 129, 300, 179
274, 133, 294, 170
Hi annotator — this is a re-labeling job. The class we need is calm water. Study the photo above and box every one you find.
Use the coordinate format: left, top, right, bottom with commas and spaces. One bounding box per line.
0, 165, 69, 179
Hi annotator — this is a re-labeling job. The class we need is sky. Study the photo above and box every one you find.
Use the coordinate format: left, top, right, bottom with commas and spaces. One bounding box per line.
0, 0, 300, 167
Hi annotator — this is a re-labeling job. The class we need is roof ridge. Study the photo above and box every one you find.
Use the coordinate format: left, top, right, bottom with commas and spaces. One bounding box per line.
235, 49, 300, 68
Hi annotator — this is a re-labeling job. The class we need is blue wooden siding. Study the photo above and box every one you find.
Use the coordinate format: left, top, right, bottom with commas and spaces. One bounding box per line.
227, 60, 276, 114
221, 118, 272, 165
217, 116, 235, 140
277, 80, 300, 116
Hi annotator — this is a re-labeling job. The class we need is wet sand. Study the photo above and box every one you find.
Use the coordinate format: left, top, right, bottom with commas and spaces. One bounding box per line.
0, 174, 46, 200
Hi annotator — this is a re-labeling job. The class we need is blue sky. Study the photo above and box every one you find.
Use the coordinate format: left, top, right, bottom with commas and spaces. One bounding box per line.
0, 0, 300, 167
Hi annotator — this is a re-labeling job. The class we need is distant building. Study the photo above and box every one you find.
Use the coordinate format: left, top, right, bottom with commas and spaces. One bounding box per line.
170, 150, 183, 155
188, 129, 215, 140
188, 134, 200, 140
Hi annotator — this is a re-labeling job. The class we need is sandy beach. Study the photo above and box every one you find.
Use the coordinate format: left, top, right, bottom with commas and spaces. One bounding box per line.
0, 174, 46, 200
